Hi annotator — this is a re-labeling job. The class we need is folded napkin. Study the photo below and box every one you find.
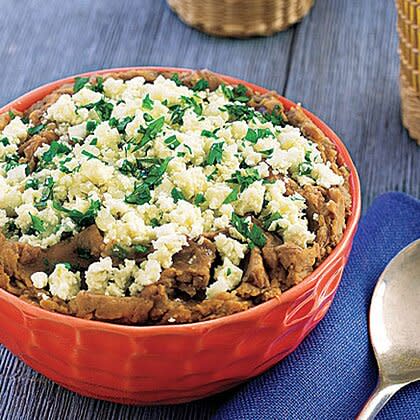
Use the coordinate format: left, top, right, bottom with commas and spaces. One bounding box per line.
214, 192, 420, 420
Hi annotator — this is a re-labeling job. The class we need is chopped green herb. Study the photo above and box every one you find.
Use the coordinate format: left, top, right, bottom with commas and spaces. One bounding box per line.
260, 148, 274, 157
201, 129, 218, 139
109, 116, 133, 134
244, 128, 272, 144
25, 178, 39, 190
4, 155, 19, 172
263, 212, 282, 230
206, 168, 218, 181
231, 213, 266, 248
112, 244, 128, 259
171, 73, 183, 86
73, 76, 89, 93
298, 161, 313, 176
89, 138, 97, 146
59, 157, 73, 174
181, 96, 202, 116
41, 141, 71, 165
223, 185, 240, 204
226, 267, 232, 276
226, 168, 260, 191
93, 76, 104, 93
192, 79, 209, 92
207, 141, 224, 165
29, 213, 45, 234
221, 83, 249, 103
53, 199, 101, 228
81, 150, 99, 160
138, 116, 165, 148
194, 193, 206, 206
171, 188, 185, 203
85, 99, 114, 121
261, 104, 285, 127
222, 104, 255, 122
27, 124, 46, 136
169, 104, 185, 125
125, 183, 151, 205
35, 177, 54, 210
8, 110, 15, 119
142, 94, 154, 110
86, 120, 98, 133
134, 244, 149, 254
150, 218, 160, 227
164, 134, 180, 150
0, 137, 10, 146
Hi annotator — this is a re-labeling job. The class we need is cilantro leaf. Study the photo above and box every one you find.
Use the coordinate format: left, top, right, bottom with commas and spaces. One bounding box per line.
134, 244, 149, 254
41, 141, 71, 165
29, 213, 45, 234
28, 124, 46, 136
171, 188, 185, 203
138, 116, 165, 148
171, 73, 183, 86
142, 94, 154, 110
194, 193, 206, 206
231, 214, 266, 248
207, 141, 224, 165
34, 177, 54, 210
263, 212, 282, 230
125, 183, 151, 205
53, 199, 101, 228
164, 134, 180, 150
73, 76, 89, 93
192, 79, 209, 92
223, 185, 240, 204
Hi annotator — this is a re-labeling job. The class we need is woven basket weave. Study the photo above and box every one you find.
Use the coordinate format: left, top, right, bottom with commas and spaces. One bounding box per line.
166, 0, 314, 37
396, 0, 420, 144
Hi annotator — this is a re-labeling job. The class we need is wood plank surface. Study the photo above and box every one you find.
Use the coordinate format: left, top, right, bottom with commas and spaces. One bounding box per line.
0, 1, 418, 419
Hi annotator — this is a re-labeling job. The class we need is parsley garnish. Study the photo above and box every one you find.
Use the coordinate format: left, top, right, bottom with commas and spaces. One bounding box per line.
41, 141, 71, 165
201, 129, 218, 139
171, 188, 185, 203
112, 244, 128, 259
171, 73, 183, 86
25, 178, 39, 190
125, 157, 172, 205
0, 137, 10, 146
263, 212, 282, 230
207, 141, 224, 165
138, 116, 165, 148
231, 214, 266, 248
194, 193, 206, 206
164, 135, 180, 150
221, 83, 249, 103
86, 120, 98, 133
223, 185, 240, 204
53, 199, 101, 228
192, 79, 209, 92
85, 99, 114, 121
73, 76, 89, 93
35, 177, 54, 210
27, 124, 46, 136
4, 155, 19, 172
8, 110, 15, 119
222, 104, 255, 122
93, 76, 104, 93
29, 213, 45, 234
134, 244, 149, 254
142, 94, 154, 110
226, 168, 260, 191
81, 150, 99, 160
298, 161, 312, 176
261, 104, 285, 127
244, 128, 272, 144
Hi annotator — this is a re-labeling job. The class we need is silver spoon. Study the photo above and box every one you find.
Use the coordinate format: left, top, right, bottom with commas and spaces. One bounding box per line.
357, 239, 420, 419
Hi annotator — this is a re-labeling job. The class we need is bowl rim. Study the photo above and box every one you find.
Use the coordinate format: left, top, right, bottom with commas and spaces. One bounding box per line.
0, 66, 361, 335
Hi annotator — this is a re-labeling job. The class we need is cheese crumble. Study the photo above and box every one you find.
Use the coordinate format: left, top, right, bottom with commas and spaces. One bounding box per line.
0, 73, 344, 301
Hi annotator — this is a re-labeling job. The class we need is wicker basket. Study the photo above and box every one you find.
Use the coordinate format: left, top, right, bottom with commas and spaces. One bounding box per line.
166, 0, 314, 38
396, 0, 420, 144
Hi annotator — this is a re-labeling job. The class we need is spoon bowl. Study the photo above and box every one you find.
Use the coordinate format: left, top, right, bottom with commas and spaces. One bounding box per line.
358, 239, 420, 419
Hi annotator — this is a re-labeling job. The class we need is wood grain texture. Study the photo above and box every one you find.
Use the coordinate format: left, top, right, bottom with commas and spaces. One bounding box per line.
0, 0, 418, 419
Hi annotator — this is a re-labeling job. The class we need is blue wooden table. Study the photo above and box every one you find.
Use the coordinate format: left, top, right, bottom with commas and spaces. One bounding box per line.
0, 1, 419, 419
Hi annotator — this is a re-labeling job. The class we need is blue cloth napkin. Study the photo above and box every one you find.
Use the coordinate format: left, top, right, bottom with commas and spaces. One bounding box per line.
214, 192, 420, 420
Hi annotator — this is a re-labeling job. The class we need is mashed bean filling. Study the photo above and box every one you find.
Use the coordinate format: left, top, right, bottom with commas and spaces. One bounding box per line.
0, 70, 351, 325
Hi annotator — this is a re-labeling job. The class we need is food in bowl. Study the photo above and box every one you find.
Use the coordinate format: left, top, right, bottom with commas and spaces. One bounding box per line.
0, 69, 351, 325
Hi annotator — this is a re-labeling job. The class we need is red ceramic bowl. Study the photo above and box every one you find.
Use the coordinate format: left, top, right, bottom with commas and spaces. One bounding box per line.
0, 67, 361, 405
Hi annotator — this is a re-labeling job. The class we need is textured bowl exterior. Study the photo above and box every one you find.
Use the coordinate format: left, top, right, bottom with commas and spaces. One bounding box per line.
0, 67, 361, 405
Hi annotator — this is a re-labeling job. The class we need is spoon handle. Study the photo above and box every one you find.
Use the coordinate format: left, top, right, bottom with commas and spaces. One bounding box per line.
357, 379, 406, 420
